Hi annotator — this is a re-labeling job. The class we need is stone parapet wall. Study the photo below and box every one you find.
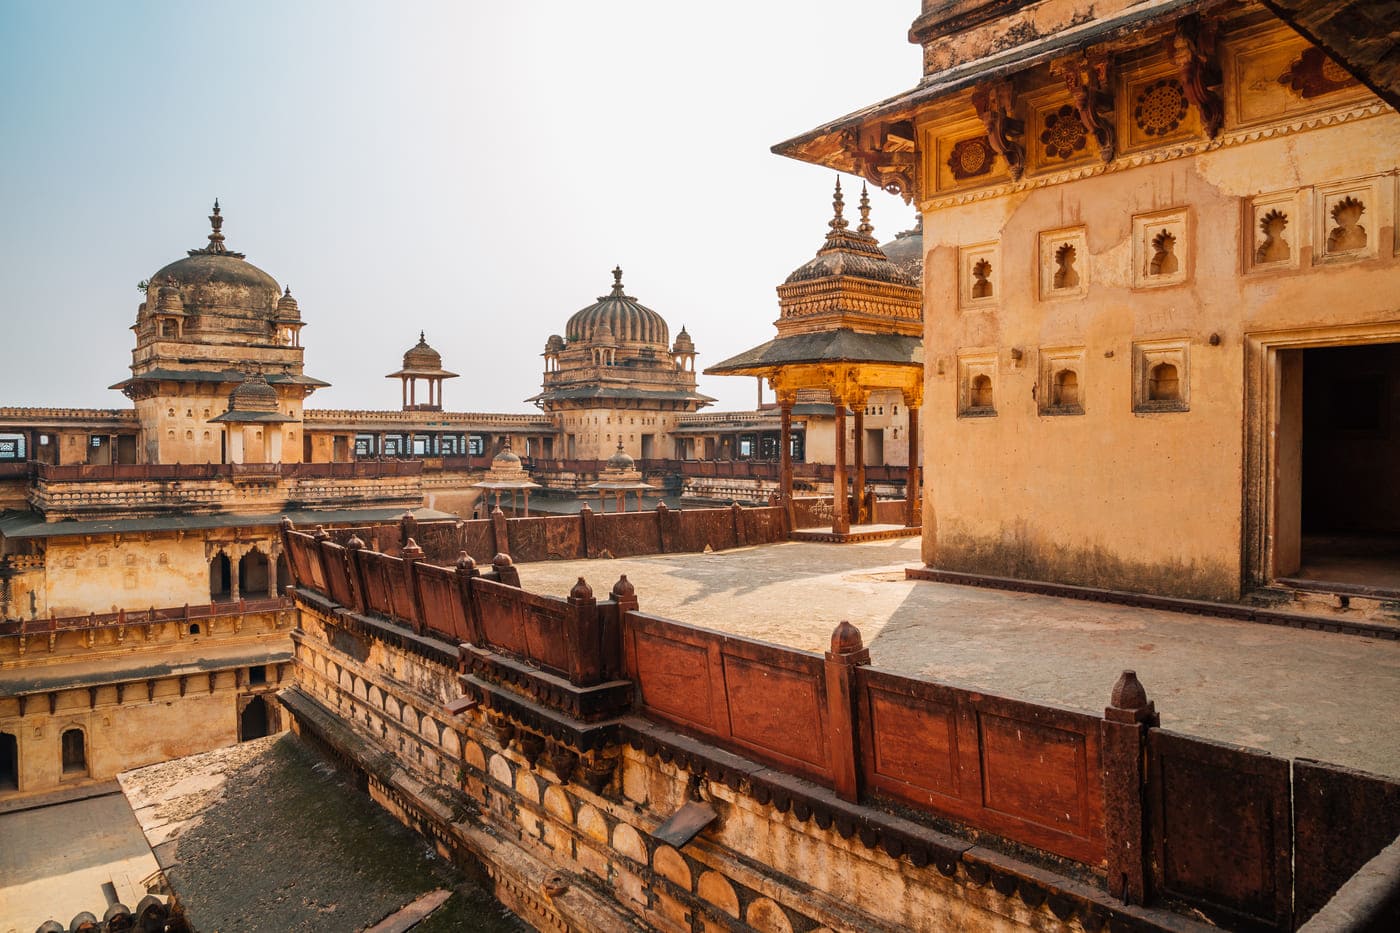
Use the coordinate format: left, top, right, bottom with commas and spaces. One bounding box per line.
283, 529, 1400, 931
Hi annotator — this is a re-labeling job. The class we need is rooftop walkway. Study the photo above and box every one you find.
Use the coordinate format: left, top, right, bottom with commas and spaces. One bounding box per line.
518, 537, 1400, 778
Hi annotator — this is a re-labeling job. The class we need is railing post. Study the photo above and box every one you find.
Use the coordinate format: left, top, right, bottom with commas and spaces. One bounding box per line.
731, 501, 746, 547
343, 534, 369, 614
491, 552, 521, 588
1102, 670, 1158, 906
399, 510, 418, 550
455, 551, 484, 646
401, 537, 426, 634
655, 502, 668, 554
578, 503, 592, 559
606, 575, 637, 682
278, 517, 299, 588
491, 506, 510, 560
824, 621, 870, 802
566, 577, 599, 686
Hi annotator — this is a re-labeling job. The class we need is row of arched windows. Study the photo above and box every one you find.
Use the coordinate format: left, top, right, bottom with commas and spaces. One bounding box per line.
962, 361, 1183, 416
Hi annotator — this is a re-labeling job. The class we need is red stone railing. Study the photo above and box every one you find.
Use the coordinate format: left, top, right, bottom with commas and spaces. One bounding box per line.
284, 525, 1400, 931
0, 596, 294, 637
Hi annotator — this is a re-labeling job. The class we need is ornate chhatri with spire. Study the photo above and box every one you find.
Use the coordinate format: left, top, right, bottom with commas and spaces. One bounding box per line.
387, 331, 458, 411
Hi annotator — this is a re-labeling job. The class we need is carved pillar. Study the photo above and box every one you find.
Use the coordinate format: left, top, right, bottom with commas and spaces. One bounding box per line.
905, 397, 921, 528
778, 389, 795, 532
833, 401, 849, 535
852, 404, 866, 524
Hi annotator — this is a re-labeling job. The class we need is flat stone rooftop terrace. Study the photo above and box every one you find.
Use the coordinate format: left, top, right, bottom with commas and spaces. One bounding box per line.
517, 537, 1400, 778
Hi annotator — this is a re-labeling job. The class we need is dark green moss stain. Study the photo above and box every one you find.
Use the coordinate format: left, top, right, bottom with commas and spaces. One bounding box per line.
166, 734, 526, 932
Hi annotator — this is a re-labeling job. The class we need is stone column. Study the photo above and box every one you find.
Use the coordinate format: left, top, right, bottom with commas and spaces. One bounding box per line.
852, 403, 866, 524
779, 393, 795, 530
833, 402, 849, 535
905, 400, 920, 528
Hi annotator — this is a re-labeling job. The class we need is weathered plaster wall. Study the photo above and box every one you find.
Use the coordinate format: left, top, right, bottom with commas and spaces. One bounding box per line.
919, 108, 1400, 599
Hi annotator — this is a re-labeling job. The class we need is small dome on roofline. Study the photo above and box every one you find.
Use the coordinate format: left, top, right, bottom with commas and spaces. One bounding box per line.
227, 372, 280, 413
493, 443, 521, 467
606, 441, 635, 471
403, 332, 443, 371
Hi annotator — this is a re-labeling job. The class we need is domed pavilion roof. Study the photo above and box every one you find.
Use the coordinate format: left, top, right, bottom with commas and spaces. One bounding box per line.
564, 267, 669, 348
606, 441, 636, 472
387, 332, 458, 379
784, 180, 915, 288
208, 371, 296, 423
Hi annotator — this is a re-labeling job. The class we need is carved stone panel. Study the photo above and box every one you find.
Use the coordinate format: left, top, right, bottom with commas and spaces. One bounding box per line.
1038, 227, 1088, 300
1314, 176, 1388, 264
1132, 208, 1190, 289
1244, 189, 1305, 274
1225, 27, 1369, 129
1038, 346, 1086, 417
957, 242, 1000, 310
1133, 340, 1190, 414
957, 350, 998, 419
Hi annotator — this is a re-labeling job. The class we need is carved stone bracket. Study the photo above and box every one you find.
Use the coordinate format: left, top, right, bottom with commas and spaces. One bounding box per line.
1054, 54, 1117, 163
1171, 15, 1223, 139
972, 81, 1026, 181
841, 120, 919, 204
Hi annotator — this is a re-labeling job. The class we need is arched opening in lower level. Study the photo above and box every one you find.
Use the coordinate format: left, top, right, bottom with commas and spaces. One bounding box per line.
239, 550, 270, 598
210, 553, 231, 601
0, 732, 17, 791
240, 696, 269, 742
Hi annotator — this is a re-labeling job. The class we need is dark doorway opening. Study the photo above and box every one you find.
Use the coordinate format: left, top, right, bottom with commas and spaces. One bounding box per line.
240, 696, 269, 741
61, 728, 86, 775
1, 732, 17, 791
276, 553, 294, 594
239, 550, 270, 599
1287, 343, 1400, 592
210, 553, 232, 601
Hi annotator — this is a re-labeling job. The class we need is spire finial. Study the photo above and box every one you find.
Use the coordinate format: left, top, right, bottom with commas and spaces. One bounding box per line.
419, 330, 426, 343
610, 266, 625, 296
829, 177, 848, 232
857, 183, 874, 237
207, 199, 226, 253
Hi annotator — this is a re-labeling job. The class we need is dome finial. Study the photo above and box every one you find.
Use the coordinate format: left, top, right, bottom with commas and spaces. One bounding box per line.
207, 199, 226, 254
829, 177, 848, 232
419, 330, 426, 344
858, 183, 874, 238
611, 266, 624, 296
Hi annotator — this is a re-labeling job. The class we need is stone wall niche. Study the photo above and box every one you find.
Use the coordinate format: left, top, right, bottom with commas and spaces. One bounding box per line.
958, 242, 1000, 309
957, 351, 998, 418
1132, 209, 1189, 288
1039, 227, 1088, 299
1244, 190, 1305, 274
1038, 346, 1086, 416
1133, 340, 1190, 413
1314, 176, 1388, 264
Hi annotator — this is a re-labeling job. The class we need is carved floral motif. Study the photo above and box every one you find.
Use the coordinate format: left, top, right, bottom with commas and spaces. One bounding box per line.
1135, 79, 1189, 137
1280, 47, 1358, 99
947, 137, 994, 179
1041, 104, 1088, 159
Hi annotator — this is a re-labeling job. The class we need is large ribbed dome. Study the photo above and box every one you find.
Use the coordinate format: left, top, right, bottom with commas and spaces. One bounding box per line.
564, 267, 669, 348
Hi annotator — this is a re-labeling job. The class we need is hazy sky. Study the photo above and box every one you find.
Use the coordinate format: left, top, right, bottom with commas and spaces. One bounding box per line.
0, 2, 920, 414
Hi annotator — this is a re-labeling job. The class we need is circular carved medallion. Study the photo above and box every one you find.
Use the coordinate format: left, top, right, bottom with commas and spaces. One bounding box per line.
1040, 104, 1087, 159
1134, 79, 1188, 137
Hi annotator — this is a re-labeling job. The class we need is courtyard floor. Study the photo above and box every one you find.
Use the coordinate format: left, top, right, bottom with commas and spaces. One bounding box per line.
516, 537, 1400, 778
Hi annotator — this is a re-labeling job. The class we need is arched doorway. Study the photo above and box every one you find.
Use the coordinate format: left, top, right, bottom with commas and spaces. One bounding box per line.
1, 732, 17, 791
210, 553, 232, 601
240, 696, 269, 741
61, 728, 86, 776
239, 550, 270, 598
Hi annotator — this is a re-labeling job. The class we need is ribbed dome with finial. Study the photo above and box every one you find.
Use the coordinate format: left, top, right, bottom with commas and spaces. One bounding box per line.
785, 180, 915, 287
564, 267, 670, 348
227, 372, 281, 413
150, 201, 282, 314
403, 332, 443, 371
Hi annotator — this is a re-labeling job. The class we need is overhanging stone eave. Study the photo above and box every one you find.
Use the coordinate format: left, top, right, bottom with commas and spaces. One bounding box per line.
770, 0, 1230, 172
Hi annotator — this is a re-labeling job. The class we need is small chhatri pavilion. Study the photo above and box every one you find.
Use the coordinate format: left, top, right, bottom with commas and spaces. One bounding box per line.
386, 332, 458, 411
472, 443, 542, 515
587, 442, 653, 513
708, 179, 923, 536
